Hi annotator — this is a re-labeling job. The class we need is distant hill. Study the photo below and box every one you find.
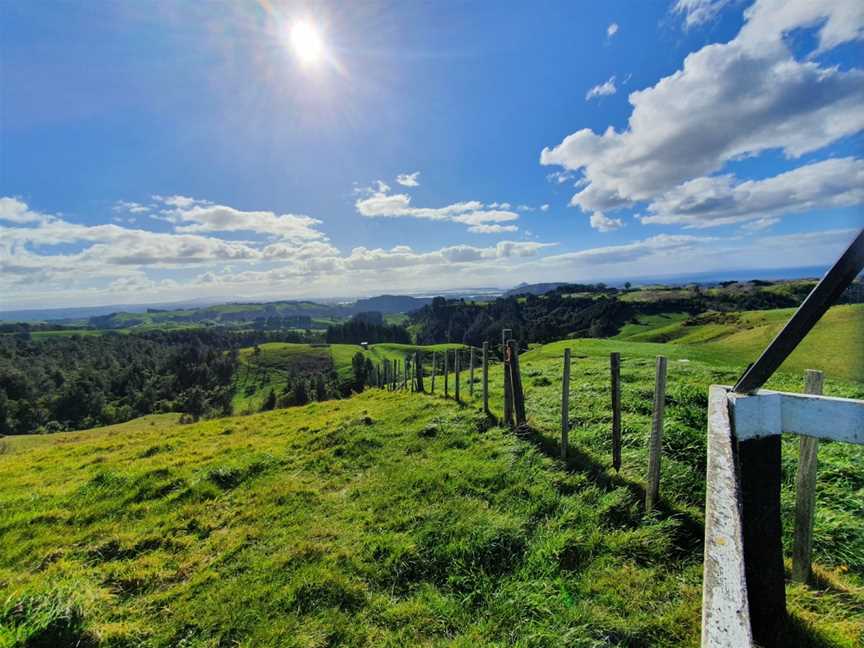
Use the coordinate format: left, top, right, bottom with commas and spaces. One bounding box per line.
350, 294, 432, 314
504, 282, 570, 297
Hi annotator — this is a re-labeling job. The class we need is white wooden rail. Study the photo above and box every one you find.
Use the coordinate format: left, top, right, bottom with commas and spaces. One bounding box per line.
702, 385, 864, 647
728, 389, 864, 444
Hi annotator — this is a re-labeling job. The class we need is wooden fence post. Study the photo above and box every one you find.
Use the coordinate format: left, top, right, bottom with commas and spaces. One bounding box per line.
645, 355, 667, 512
503, 330, 514, 425
561, 348, 571, 459
431, 352, 437, 393
469, 347, 475, 398
739, 434, 786, 647
444, 350, 449, 398
403, 358, 408, 391
611, 352, 621, 472
482, 341, 490, 416
792, 369, 824, 584
455, 349, 461, 402
415, 351, 424, 393
508, 339, 526, 428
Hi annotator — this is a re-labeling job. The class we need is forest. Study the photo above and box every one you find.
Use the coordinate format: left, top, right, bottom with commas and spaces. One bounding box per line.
0, 329, 312, 435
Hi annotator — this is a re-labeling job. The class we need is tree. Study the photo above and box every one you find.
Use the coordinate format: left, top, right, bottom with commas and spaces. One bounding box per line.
292, 381, 309, 406
352, 352, 368, 392
261, 388, 277, 411
315, 374, 327, 401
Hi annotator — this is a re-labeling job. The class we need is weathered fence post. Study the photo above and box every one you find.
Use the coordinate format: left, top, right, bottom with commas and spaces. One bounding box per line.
792, 369, 824, 584
415, 351, 424, 393
610, 352, 621, 472
444, 350, 449, 398
561, 348, 571, 459
645, 355, 667, 512
482, 341, 490, 416
503, 329, 514, 425
739, 433, 786, 647
430, 352, 437, 393
469, 347, 475, 398
402, 358, 408, 391
455, 349, 461, 402
508, 339, 527, 428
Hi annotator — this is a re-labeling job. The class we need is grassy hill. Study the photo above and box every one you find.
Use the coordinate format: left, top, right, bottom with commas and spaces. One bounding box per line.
615, 304, 864, 382
2, 333, 863, 646
232, 342, 468, 412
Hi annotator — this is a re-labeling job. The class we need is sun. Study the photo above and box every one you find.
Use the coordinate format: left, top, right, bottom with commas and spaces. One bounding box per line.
290, 21, 324, 65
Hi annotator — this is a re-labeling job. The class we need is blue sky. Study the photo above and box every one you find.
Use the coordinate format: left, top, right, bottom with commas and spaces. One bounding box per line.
1, 0, 862, 308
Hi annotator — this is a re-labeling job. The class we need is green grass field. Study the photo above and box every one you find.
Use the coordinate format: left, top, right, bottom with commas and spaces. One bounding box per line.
615, 304, 864, 382
232, 342, 468, 410
2, 330, 863, 646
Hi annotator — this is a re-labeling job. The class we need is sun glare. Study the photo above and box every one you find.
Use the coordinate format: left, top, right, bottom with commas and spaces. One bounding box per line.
290, 21, 324, 64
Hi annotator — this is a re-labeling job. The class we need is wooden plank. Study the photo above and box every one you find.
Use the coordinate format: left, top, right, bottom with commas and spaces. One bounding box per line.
610, 352, 621, 472
469, 347, 475, 398
509, 339, 527, 428
728, 389, 864, 444
482, 341, 490, 415
561, 348, 571, 459
455, 349, 461, 402
444, 350, 449, 398
431, 352, 436, 394
415, 351, 424, 393
739, 434, 786, 647
503, 329, 513, 425
645, 355, 667, 513
734, 228, 864, 393
792, 369, 823, 584
701, 386, 753, 648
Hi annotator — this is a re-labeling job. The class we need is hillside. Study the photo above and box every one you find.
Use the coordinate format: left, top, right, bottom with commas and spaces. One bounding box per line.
2, 336, 863, 646
615, 304, 864, 382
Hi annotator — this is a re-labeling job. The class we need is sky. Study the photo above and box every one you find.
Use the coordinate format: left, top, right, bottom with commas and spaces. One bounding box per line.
1, 0, 863, 309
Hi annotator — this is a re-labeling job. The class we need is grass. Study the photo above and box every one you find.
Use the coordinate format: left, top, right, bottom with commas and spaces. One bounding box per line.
1, 324, 861, 646
615, 304, 864, 382
232, 343, 333, 413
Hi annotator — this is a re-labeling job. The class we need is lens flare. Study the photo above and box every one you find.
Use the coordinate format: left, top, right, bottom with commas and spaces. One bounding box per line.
290, 21, 323, 64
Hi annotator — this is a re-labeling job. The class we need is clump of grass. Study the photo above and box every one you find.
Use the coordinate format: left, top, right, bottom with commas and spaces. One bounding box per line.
0, 581, 95, 647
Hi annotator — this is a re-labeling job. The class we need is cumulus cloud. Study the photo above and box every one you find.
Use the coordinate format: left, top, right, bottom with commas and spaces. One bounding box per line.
607, 22, 619, 38
590, 212, 624, 232
396, 171, 420, 187
585, 76, 617, 101
673, 0, 731, 28
114, 200, 149, 214
0, 197, 46, 224
354, 183, 521, 232
151, 195, 324, 241
640, 157, 864, 228
541, 0, 864, 227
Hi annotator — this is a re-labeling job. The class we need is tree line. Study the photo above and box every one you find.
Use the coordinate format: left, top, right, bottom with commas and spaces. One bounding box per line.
0, 329, 312, 435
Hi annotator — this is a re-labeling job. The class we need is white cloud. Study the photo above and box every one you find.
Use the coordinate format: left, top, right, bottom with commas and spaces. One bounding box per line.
541, 0, 864, 226
468, 224, 519, 234
590, 212, 624, 232
542, 234, 709, 267
640, 157, 864, 228
673, 0, 731, 28
396, 171, 420, 187
149, 195, 324, 241
540, 204, 550, 212
740, 217, 779, 232
0, 197, 46, 224
607, 22, 619, 38
585, 76, 616, 101
114, 200, 149, 214
354, 183, 521, 232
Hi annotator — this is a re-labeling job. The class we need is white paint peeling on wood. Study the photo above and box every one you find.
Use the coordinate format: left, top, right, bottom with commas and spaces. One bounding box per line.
728, 389, 864, 444
702, 386, 753, 648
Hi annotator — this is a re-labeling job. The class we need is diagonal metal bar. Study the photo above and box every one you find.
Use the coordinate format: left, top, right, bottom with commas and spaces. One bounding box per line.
733, 228, 864, 394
